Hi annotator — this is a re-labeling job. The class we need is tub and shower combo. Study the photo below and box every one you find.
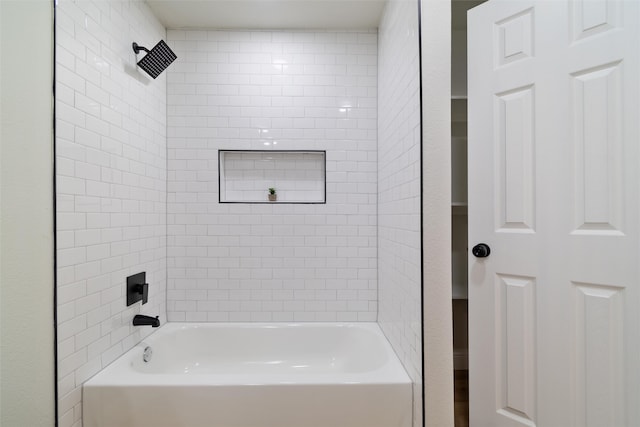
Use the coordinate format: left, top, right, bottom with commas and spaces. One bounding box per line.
83, 322, 413, 427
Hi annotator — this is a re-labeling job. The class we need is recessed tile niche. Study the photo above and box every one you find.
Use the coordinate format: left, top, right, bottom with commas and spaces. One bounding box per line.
219, 150, 326, 203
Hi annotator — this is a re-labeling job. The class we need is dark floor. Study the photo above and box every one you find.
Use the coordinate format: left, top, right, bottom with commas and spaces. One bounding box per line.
454, 370, 469, 427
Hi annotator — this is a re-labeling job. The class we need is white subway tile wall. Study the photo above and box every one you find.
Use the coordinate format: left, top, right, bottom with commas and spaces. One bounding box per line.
55, 1, 167, 426
220, 151, 325, 203
55, 7, 424, 425
378, 0, 423, 426
166, 30, 378, 322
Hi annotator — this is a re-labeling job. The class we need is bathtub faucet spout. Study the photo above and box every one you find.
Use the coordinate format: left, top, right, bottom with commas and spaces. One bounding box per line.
133, 314, 160, 327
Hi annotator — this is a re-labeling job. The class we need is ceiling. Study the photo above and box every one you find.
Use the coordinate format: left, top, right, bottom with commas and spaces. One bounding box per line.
145, 0, 387, 30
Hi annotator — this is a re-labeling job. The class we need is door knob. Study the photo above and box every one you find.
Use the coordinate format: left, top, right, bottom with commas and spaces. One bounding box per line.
472, 243, 491, 258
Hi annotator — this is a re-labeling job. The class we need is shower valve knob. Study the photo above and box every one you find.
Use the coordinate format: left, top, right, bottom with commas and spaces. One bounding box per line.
472, 243, 491, 258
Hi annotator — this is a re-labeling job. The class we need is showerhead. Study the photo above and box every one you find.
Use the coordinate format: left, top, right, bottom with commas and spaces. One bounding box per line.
132, 40, 177, 79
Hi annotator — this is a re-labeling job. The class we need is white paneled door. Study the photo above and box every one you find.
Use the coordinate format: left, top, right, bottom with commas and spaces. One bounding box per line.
468, 1, 639, 426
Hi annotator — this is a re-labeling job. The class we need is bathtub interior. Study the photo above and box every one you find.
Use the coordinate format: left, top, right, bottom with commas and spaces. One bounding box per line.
132, 323, 391, 375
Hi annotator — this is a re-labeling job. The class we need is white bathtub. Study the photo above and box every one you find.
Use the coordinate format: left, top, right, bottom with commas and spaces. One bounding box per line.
83, 322, 413, 427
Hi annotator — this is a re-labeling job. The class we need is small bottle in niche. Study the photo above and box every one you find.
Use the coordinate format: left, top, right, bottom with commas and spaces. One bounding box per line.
268, 187, 277, 202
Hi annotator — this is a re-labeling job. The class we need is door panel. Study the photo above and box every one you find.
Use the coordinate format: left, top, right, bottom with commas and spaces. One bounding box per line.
571, 62, 623, 233
573, 282, 625, 427
497, 274, 536, 424
495, 85, 535, 232
468, 1, 639, 426
570, 0, 622, 42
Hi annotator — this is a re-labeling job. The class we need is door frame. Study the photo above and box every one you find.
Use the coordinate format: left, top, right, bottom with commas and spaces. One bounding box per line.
420, 0, 455, 426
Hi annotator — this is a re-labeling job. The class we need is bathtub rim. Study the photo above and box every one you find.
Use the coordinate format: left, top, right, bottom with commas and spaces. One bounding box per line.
84, 321, 412, 387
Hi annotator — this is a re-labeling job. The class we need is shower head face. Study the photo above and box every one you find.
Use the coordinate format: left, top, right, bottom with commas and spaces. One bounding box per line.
135, 40, 177, 79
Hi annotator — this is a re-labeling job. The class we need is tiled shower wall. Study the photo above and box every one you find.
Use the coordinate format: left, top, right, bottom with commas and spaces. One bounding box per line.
166, 30, 378, 322
55, 1, 167, 426
377, 0, 423, 425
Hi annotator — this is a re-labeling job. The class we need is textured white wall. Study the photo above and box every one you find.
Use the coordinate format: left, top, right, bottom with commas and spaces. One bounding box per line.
55, 1, 167, 426
421, 0, 454, 426
166, 30, 378, 322
377, 0, 423, 424
0, 1, 55, 425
